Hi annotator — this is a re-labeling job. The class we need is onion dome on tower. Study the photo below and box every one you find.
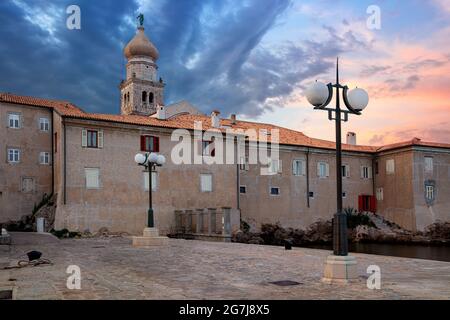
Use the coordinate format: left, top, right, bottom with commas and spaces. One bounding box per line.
124, 26, 159, 61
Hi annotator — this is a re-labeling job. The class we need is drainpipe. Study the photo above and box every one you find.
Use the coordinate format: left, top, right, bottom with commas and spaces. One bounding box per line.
51, 110, 54, 195
306, 147, 310, 208
371, 155, 376, 197
63, 118, 67, 205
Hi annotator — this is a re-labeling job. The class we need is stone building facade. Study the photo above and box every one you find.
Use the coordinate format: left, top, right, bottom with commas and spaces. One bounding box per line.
1, 26, 450, 234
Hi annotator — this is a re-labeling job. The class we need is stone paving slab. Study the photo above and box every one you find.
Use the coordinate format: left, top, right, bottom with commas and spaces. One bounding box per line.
1, 237, 449, 300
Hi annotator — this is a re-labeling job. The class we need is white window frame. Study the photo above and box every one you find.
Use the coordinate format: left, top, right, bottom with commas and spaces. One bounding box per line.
361, 166, 372, 179
376, 188, 384, 201
85, 168, 100, 189
317, 162, 329, 178
424, 157, 433, 173
144, 171, 157, 191
386, 159, 395, 175
342, 164, 350, 178
200, 174, 213, 192
7, 148, 20, 163
8, 113, 21, 129
39, 152, 50, 165
39, 117, 50, 132
268, 159, 282, 175
293, 159, 306, 176
425, 185, 434, 201
270, 187, 280, 196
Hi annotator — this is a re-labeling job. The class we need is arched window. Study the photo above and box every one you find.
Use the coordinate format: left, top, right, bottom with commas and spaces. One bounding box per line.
149, 92, 154, 104
142, 91, 147, 103
123, 94, 126, 103
127, 93, 130, 103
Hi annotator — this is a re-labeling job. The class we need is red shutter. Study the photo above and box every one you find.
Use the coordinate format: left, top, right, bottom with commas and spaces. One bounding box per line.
153, 137, 160, 152
358, 195, 363, 213
370, 196, 377, 213
140, 136, 146, 151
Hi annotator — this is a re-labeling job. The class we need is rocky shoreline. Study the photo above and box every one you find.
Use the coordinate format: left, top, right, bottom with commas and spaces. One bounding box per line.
233, 213, 450, 247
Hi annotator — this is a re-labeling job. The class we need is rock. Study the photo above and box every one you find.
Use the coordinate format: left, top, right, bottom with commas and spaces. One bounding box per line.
248, 236, 264, 245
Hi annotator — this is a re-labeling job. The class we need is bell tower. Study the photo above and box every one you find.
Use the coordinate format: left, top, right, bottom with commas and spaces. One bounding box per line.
120, 23, 164, 116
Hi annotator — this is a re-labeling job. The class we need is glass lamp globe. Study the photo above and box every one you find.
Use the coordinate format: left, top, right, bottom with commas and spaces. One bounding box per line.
148, 153, 159, 163
134, 153, 146, 165
305, 81, 329, 107
156, 155, 166, 166
347, 88, 369, 111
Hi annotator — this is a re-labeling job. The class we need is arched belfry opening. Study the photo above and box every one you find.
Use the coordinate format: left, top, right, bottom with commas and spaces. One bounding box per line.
120, 20, 165, 116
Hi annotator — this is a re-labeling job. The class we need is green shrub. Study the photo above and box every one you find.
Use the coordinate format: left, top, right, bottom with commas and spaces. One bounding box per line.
344, 207, 377, 229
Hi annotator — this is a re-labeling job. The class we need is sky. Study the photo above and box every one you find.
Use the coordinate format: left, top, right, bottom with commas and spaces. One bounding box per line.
0, 0, 449, 146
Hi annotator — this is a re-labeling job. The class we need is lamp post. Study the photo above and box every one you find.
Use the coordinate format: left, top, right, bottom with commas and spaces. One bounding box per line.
134, 152, 166, 228
305, 58, 369, 282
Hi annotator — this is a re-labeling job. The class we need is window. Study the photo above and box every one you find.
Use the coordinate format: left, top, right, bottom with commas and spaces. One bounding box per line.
425, 185, 434, 201
82, 129, 103, 149
21, 177, 35, 193
7, 148, 20, 163
85, 168, 100, 189
361, 166, 372, 179
39, 152, 50, 165
308, 191, 314, 198
386, 159, 395, 174
293, 159, 306, 176
142, 91, 147, 103
39, 118, 50, 131
239, 156, 249, 171
342, 192, 347, 198
141, 136, 160, 152
342, 164, 350, 178
200, 174, 213, 192
144, 172, 157, 191
202, 140, 215, 157
425, 157, 433, 173
240, 186, 247, 194
317, 162, 329, 178
270, 187, 280, 195
376, 188, 384, 201
8, 113, 20, 128
268, 159, 282, 174
149, 92, 154, 104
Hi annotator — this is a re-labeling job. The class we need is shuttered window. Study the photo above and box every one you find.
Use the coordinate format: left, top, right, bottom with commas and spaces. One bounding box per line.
82, 129, 103, 148
317, 162, 329, 178
293, 159, 306, 176
342, 164, 350, 178
21, 177, 35, 193
200, 174, 213, 192
141, 136, 159, 152
361, 166, 372, 179
386, 159, 395, 174
85, 168, 100, 189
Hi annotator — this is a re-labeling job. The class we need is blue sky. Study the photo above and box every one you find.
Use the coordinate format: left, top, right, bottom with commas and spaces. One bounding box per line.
1, 0, 449, 144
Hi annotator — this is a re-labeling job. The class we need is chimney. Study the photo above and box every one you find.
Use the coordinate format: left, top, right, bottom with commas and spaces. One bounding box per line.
230, 114, 237, 125
156, 104, 166, 120
211, 110, 221, 128
346, 132, 357, 145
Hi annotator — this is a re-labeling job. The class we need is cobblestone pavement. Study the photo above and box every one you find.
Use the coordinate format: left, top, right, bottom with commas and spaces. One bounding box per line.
1, 237, 449, 300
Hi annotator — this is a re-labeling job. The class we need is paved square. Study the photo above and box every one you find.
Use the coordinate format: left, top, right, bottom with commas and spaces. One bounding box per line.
1, 237, 449, 300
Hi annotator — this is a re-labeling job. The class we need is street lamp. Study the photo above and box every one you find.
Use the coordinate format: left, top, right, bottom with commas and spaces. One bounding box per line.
305, 58, 369, 282
135, 152, 166, 228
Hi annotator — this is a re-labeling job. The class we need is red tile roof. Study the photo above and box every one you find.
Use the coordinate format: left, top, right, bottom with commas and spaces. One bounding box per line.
2, 92, 449, 153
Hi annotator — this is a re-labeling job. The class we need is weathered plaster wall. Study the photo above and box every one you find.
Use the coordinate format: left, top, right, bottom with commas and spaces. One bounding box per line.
54, 119, 238, 235
0, 102, 53, 222
239, 146, 374, 231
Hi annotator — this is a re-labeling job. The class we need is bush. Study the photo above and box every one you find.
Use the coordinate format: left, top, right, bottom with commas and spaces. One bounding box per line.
344, 207, 377, 229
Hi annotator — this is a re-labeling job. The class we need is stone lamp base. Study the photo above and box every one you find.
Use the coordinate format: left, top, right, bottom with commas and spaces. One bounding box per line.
322, 255, 358, 284
132, 228, 169, 247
